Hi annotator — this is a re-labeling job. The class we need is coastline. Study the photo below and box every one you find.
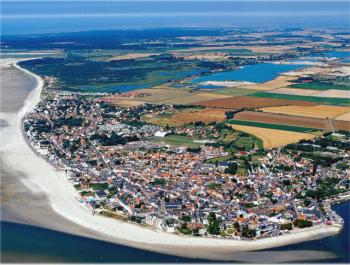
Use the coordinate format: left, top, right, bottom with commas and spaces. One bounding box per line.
0, 58, 345, 260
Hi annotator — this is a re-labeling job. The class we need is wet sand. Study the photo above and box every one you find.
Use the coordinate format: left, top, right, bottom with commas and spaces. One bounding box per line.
0, 61, 36, 113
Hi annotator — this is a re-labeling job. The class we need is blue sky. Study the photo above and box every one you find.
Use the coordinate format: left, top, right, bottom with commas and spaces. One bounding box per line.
2, 1, 349, 35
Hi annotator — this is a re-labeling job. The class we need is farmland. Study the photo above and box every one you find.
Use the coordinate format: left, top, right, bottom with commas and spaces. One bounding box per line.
233, 111, 350, 131
241, 75, 298, 91
250, 92, 350, 106
289, 77, 350, 91
335, 112, 350, 121
230, 125, 315, 149
266, 88, 321, 96
260, 105, 350, 119
172, 108, 227, 124
209, 87, 258, 97
312, 89, 350, 98
228, 119, 316, 132
194, 96, 316, 110
130, 88, 231, 105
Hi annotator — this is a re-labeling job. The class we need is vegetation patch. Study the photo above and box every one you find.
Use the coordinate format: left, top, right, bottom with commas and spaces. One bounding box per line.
228, 120, 315, 132
250, 92, 350, 106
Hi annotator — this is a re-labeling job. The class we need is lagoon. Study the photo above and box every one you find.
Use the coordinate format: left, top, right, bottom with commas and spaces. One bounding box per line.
191, 63, 306, 84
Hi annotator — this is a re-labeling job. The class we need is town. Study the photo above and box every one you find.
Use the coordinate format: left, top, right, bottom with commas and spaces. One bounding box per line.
24, 92, 350, 239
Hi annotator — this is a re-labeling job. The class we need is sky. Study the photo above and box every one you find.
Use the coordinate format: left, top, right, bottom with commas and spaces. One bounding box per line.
1, 1, 349, 35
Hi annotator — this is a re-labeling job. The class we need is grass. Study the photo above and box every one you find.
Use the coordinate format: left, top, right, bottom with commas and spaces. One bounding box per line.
143, 115, 183, 127
90, 183, 109, 191
205, 155, 232, 164
228, 120, 315, 132
149, 135, 203, 147
249, 92, 350, 106
233, 133, 264, 149
237, 167, 248, 176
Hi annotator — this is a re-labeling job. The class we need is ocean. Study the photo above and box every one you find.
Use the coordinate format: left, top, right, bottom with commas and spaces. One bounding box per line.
1, 201, 349, 263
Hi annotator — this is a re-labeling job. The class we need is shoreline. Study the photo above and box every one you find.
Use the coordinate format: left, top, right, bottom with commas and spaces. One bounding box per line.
1, 58, 345, 260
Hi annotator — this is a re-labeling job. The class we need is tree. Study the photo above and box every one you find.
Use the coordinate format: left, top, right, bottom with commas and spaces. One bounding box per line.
280, 223, 293, 230
242, 225, 256, 238
294, 219, 313, 228
234, 221, 240, 232
224, 163, 238, 175
207, 212, 220, 235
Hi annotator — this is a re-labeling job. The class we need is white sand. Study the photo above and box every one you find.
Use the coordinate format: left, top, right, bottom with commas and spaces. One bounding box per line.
199, 81, 255, 87
0, 58, 344, 260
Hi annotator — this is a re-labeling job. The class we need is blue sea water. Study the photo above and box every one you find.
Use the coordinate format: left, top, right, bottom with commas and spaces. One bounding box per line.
324, 51, 350, 59
0, 221, 205, 263
1, 201, 349, 263
191, 63, 306, 84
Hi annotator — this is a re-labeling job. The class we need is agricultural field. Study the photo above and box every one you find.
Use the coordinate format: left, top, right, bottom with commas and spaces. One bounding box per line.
233, 111, 332, 130
230, 125, 315, 149
106, 98, 146, 108
228, 119, 316, 132
312, 89, 350, 98
260, 105, 350, 119
130, 88, 231, 105
241, 75, 298, 91
249, 92, 350, 106
172, 108, 227, 124
209, 87, 258, 97
332, 120, 350, 131
289, 76, 350, 91
267, 87, 321, 96
335, 112, 350, 121
106, 53, 159, 61
142, 113, 184, 127
194, 95, 316, 110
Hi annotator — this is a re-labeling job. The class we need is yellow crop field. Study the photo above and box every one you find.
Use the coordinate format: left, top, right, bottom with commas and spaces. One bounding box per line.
335, 111, 350, 121
241, 75, 298, 91
130, 88, 231, 104
260, 105, 350, 119
231, 125, 315, 149
172, 108, 227, 124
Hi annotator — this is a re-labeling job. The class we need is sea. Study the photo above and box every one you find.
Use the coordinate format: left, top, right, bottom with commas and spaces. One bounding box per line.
1, 201, 349, 263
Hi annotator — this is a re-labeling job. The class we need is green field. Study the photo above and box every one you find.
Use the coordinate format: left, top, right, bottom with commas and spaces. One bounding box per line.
233, 133, 264, 149
149, 135, 203, 147
228, 119, 316, 132
249, 92, 350, 106
290, 82, 350, 91
205, 155, 232, 164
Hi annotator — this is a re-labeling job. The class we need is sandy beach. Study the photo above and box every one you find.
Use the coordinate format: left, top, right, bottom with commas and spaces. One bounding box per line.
0, 58, 344, 261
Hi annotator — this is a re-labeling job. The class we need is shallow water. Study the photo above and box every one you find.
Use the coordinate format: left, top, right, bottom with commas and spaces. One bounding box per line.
191, 63, 306, 84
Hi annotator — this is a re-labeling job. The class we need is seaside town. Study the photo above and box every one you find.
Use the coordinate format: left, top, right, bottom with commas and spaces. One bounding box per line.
23, 92, 350, 239
2, 0, 350, 261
